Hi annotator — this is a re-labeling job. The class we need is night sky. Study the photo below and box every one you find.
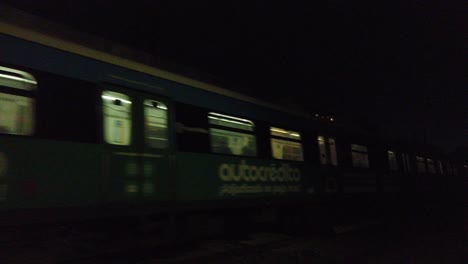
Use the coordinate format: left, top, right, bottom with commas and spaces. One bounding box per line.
3, 0, 466, 152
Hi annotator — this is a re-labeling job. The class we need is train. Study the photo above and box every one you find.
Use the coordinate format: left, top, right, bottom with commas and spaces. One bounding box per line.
0, 8, 466, 239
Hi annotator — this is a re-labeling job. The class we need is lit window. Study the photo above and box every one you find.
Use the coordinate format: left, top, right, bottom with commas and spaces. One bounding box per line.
388, 151, 398, 171
416, 156, 426, 173
144, 100, 168, 149
271, 127, 303, 161
0, 66, 37, 90
102, 91, 131, 145
0, 66, 36, 136
208, 112, 256, 156
427, 159, 436, 174
351, 144, 369, 168
317, 136, 328, 165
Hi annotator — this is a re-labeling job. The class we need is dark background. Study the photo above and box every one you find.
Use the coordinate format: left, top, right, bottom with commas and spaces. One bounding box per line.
3, 0, 466, 152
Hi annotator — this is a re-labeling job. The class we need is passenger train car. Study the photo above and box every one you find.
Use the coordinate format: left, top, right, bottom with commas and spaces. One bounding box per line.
0, 8, 464, 235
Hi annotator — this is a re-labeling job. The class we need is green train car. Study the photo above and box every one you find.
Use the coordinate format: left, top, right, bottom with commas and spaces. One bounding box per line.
0, 11, 464, 232
0, 15, 317, 225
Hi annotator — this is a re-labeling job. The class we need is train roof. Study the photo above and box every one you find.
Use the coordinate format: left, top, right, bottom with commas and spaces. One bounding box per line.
0, 4, 314, 121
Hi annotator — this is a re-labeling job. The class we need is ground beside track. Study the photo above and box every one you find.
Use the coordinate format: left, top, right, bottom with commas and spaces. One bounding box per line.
4, 206, 466, 264
146, 205, 466, 264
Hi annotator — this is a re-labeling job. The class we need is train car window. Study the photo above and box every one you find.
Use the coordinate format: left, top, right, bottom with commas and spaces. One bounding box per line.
208, 112, 256, 156
416, 156, 426, 173
270, 127, 303, 161
0, 93, 34, 135
102, 91, 131, 145
317, 136, 328, 164
388, 151, 398, 171
144, 100, 168, 149
329, 138, 338, 166
427, 159, 436, 174
351, 144, 369, 168
437, 160, 444, 174
0, 66, 36, 136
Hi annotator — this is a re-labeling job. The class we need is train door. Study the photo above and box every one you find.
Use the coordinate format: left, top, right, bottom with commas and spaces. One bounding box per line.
317, 135, 339, 193
101, 86, 172, 203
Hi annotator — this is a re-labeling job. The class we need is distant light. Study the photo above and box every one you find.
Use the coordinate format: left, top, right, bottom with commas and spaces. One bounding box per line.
315, 114, 319, 117
330, 118, 334, 121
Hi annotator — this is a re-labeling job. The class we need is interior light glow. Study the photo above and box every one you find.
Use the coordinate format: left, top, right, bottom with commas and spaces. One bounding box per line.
209, 116, 252, 126
102, 95, 132, 104
271, 128, 288, 134
208, 112, 254, 125
0, 66, 37, 90
0, 73, 37, 84
144, 100, 167, 110
271, 127, 301, 139
126, 185, 138, 193
351, 144, 368, 152
330, 118, 334, 121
